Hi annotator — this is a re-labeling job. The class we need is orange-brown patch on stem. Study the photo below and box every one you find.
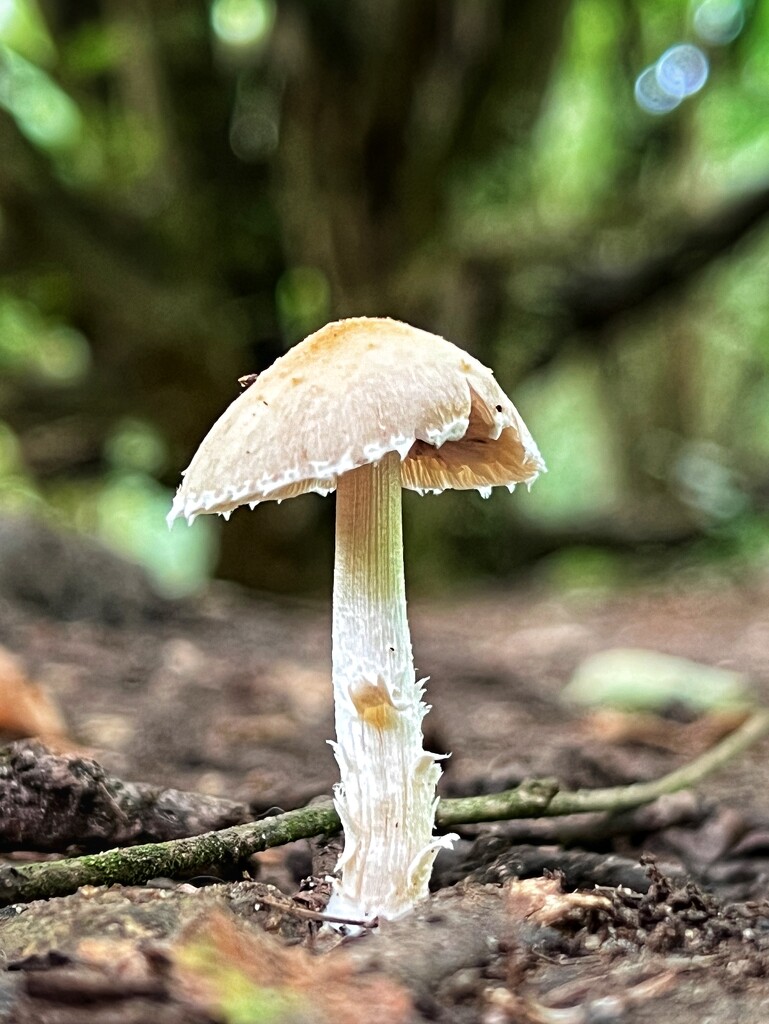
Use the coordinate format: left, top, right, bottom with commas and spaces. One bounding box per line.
350, 678, 398, 730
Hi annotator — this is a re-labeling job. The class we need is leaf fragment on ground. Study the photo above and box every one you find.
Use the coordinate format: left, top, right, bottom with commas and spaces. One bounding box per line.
505, 876, 612, 927
171, 910, 413, 1024
564, 647, 750, 712
582, 707, 750, 755
0, 645, 70, 745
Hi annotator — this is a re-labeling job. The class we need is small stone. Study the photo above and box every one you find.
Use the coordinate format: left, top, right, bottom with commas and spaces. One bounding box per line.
588, 995, 625, 1022
443, 967, 482, 1000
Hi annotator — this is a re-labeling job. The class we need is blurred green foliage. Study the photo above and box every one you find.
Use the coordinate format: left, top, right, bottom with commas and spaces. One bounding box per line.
176, 930, 305, 1024
0, 0, 768, 596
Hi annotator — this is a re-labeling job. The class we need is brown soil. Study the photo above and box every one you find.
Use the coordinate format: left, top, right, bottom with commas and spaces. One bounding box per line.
1, 560, 769, 1023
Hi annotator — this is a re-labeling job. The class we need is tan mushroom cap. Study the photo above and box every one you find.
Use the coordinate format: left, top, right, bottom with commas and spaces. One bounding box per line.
168, 317, 545, 523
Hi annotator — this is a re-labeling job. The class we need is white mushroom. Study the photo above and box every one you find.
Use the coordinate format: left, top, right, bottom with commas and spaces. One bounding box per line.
168, 316, 545, 923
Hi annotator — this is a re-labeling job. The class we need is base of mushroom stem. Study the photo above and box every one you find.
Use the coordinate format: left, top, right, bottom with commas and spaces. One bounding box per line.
323, 828, 459, 933
323, 890, 381, 934
323, 887, 412, 934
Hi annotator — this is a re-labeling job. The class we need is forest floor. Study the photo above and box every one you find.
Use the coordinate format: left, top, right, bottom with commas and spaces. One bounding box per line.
1, 548, 769, 1023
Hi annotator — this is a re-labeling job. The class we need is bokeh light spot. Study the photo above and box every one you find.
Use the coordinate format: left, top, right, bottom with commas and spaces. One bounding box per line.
693, 0, 744, 45
656, 43, 709, 98
0, 0, 16, 34
634, 65, 682, 114
97, 474, 217, 597
0, 46, 82, 150
105, 419, 167, 475
230, 110, 277, 161
39, 326, 90, 384
211, 0, 275, 48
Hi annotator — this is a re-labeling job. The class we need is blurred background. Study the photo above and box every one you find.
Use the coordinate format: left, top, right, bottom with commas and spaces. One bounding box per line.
0, 0, 768, 600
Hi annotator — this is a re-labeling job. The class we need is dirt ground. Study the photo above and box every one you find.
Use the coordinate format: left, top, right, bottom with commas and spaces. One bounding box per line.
1, 544, 769, 1023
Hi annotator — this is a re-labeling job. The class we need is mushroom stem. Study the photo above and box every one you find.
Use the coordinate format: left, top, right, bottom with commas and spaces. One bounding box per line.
328, 451, 452, 922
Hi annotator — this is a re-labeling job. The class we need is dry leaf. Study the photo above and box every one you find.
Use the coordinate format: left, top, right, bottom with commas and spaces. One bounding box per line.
505, 877, 611, 928
0, 645, 70, 745
582, 707, 749, 755
172, 910, 413, 1024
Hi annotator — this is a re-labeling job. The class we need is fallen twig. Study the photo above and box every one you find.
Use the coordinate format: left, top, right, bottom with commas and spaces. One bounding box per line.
452, 791, 706, 848
255, 893, 377, 929
437, 709, 769, 825
0, 802, 338, 906
1, 710, 766, 906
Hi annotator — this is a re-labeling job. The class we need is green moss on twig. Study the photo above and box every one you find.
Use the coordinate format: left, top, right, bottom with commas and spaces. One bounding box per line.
1, 710, 766, 907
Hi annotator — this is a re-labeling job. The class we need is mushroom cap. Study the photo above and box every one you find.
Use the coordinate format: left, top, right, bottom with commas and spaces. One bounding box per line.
168, 317, 545, 523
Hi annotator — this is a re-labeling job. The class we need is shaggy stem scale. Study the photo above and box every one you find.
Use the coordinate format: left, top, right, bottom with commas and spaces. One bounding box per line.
328, 452, 453, 921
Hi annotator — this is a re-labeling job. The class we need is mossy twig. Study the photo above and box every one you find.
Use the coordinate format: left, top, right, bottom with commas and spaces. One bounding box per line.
437, 709, 769, 825
1, 710, 766, 907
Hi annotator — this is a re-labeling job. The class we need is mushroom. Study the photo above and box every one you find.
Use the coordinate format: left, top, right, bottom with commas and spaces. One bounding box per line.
168, 316, 545, 923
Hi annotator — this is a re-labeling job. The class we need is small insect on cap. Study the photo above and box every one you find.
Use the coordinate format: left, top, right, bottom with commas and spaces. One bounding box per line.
168, 316, 545, 524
